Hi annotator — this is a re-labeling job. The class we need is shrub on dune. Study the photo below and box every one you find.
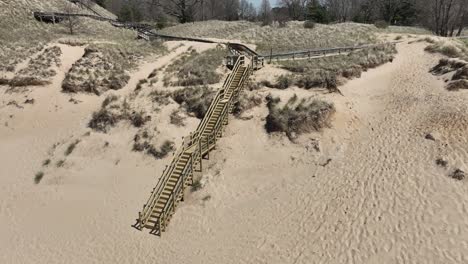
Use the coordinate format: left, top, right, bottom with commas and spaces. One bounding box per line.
265, 95, 335, 139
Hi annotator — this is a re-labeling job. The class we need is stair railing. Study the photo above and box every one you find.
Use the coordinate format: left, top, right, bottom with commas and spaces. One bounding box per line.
192, 59, 241, 153
138, 134, 193, 229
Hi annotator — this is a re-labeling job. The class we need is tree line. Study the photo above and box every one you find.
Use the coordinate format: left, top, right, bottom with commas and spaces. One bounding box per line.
89, 0, 467, 36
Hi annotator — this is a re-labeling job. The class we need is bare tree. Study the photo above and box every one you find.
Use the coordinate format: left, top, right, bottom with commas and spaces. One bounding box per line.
64, 2, 81, 35
260, 0, 273, 25
279, 0, 309, 20
423, 0, 466, 36
151, 0, 200, 23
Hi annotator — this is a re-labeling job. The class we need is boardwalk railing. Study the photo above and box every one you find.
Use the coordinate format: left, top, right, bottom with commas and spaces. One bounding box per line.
263, 42, 401, 62
136, 56, 251, 235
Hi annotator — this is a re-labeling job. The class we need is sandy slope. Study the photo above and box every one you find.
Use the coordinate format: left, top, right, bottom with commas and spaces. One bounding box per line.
1, 40, 467, 263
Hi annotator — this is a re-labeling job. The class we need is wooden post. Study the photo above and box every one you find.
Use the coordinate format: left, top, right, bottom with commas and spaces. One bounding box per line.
269, 48, 273, 64
206, 137, 210, 160
198, 139, 203, 172
213, 132, 217, 149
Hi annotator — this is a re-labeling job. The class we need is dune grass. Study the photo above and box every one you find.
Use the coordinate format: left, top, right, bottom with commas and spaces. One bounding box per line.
265, 95, 335, 139
0, 0, 165, 85
164, 46, 227, 86
171, 86, 216, 119
133, 130, 175, 159
88, 95, 150, 132
425, 39, 468, 60
265, 44, 396, 90
161, 21, 378, 54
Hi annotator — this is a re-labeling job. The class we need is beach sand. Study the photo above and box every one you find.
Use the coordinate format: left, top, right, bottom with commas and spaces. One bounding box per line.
0, 40, 467, 263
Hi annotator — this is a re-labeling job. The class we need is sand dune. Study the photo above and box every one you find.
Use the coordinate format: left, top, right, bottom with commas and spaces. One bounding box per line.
0, 39, 467, 263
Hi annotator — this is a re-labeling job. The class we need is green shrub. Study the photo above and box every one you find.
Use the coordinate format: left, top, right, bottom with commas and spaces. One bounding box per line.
34, 172, 44, 184
165, 47, 226, 86
171, 86, 216, 119
65, 140, 81, 156
304, 20, 316, 29
89, 108, 120, 132
374, 20, 389, 29
147, 140, 175, 159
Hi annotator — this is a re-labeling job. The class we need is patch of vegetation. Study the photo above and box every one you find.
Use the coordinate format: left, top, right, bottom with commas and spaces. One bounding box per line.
8, 77, 50, 87
65, 140, 81, 156
89, 95, 151, 132
170, 110, 186, 126
447, 80, 468, 91
62, 46, 131, 95
148, 140, 175, 159
191, 179, 203, 192
161, 21, 378, 54
304, 20, 315, 29
56, 160, 66, 168
89, 108, 121, 132
133, 130, 175, 159
7, 46, 62, 89
449, 169, 465, 181
265, 95, 335, 139
164, 47, 226, 86
42, 159, 51, 166
425, 40, 468, 60
430, 58, 468, 91
34, 171, 44, 184
435, 158, 448, 167
149, 90, 172, 106
171, 86, 216, 119
232, 92, 263, 117
374, 20, 389, 29
270, 44, 396, 90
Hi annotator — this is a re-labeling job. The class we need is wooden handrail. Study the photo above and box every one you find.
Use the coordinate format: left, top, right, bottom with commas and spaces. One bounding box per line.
138, 57, 251, 234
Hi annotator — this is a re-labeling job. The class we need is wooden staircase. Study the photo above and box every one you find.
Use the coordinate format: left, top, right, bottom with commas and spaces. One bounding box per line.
136, 56, 251, 236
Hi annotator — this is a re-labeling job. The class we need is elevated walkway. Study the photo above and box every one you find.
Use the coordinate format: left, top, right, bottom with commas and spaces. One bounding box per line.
135, 57, 251, 236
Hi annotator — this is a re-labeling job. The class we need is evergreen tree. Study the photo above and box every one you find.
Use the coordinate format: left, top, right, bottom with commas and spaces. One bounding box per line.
307, 0, 330, 23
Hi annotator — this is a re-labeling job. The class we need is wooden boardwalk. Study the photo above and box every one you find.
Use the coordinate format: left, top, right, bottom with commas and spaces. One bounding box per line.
135, 56, 251, 236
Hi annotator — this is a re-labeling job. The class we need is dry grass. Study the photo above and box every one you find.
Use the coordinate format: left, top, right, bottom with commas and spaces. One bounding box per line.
447, 80, 468, 91
268, 44, 396, 90
265, 95, 335, 139
161, 21, 378, 54
425, 40, 468, 60
382, 26, 431, 35
0, 0, 165, 83
164, 46, 226, 86
62, 46, 131, 95
34, 171, 45, 184
133, 130, 175, 159
88, 95, 150, 132
171, 86, 216, 118
232, 92, 263, 117
170, 109, 186, 126
430, 58, 468, 91
8, 77, 50, 87
8, 46, 62, 87
449, 169, 465, 181
64, 139, 81, 156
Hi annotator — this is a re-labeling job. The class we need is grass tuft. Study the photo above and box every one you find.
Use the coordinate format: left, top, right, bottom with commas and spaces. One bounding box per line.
265, 95, 335, 139
65, 140, 81, 156
171, 86, 216, 119
34, 171, 44, 184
